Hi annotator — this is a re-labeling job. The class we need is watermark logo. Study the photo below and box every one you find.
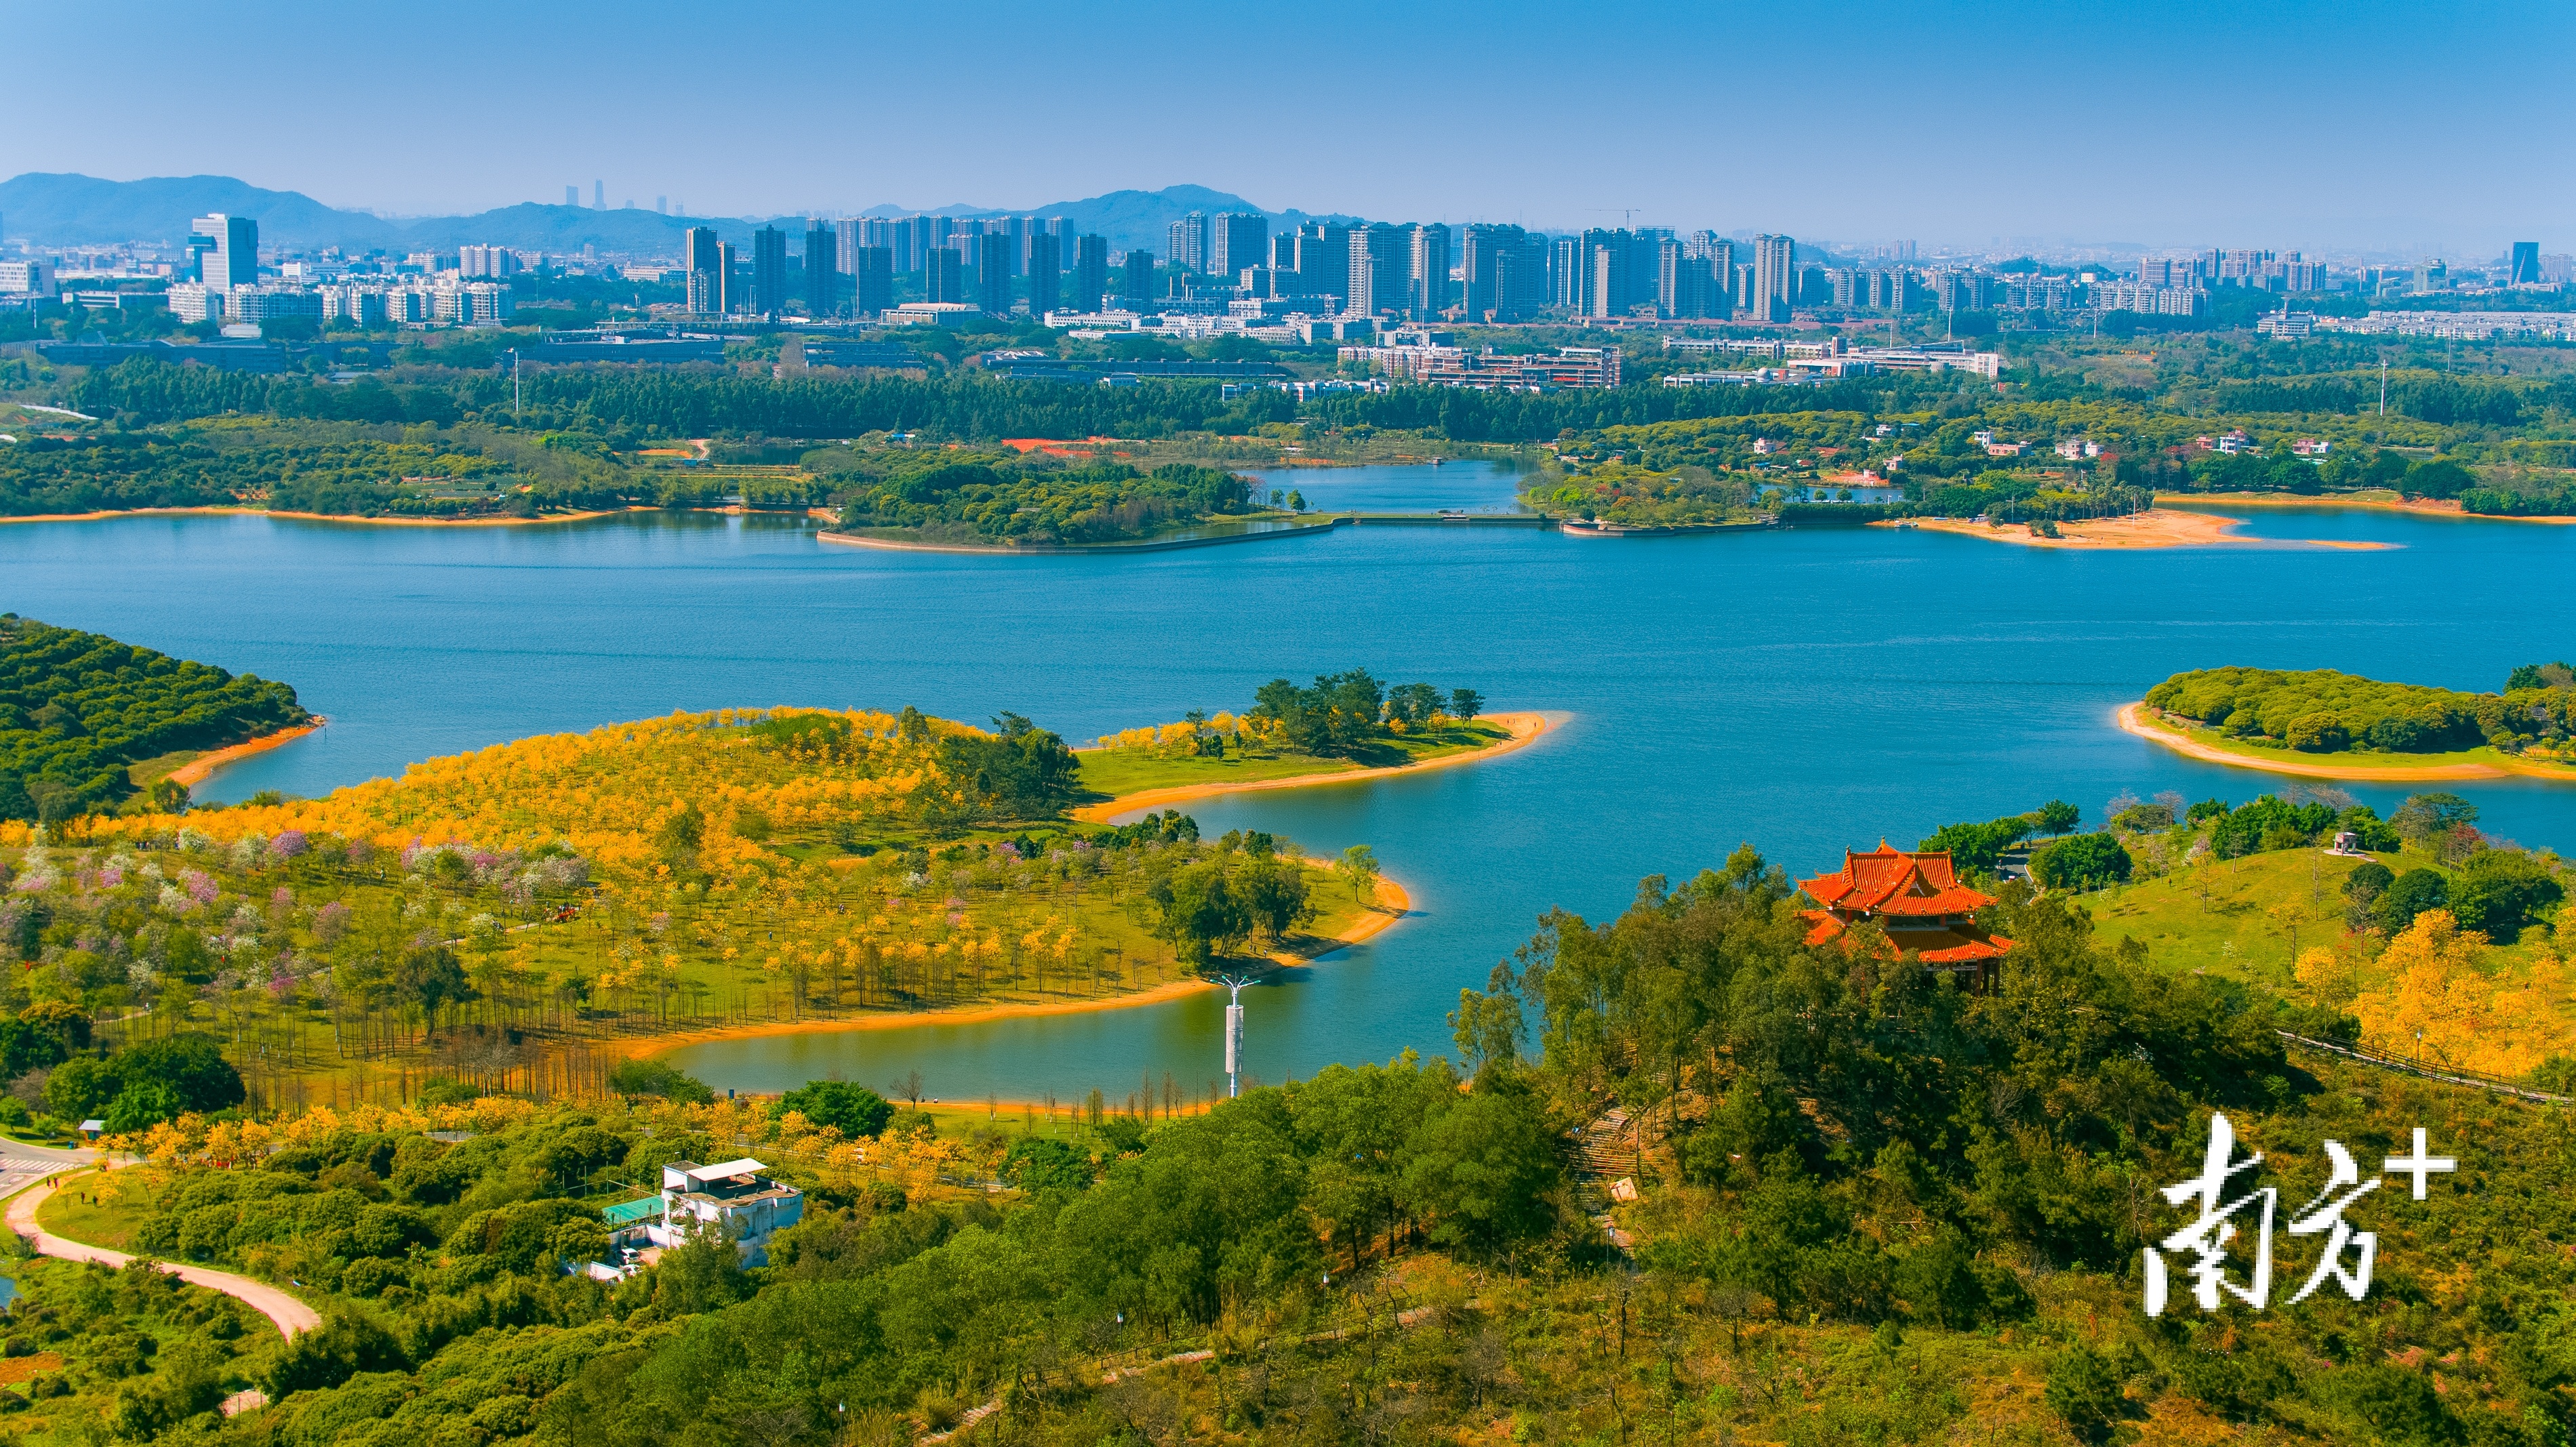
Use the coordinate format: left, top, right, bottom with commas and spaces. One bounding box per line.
2144, 1114, 2453, 1316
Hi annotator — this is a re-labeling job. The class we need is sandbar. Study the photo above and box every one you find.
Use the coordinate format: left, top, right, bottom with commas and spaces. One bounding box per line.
1071, 711, 1552, 823
167, 719, 329, 791
1875, 510, 2392, 551
2116, 702, 2576, 782
616, 868, 1413, 1061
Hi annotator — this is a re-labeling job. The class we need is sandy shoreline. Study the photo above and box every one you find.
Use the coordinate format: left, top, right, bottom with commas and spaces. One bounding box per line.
167, 719, 329, 790
1070, 711, 1553, 823
2116, 702, 2576, 782
0, 506, 632, 528
618, 869, 1415, 1061
1876, 510, 2392, 551
2164, 493, 2576, 527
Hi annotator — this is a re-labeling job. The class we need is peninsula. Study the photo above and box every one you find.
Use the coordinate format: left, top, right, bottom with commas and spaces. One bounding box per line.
3, 636, 1533, 1109
2123, 665, 2576, 781
2, 615, 311, 821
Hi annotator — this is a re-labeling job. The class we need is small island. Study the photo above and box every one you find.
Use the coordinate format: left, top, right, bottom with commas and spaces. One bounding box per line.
2125, 664, 2576, 781
1074, 675, 1539, 813
818, 452, 1313, 552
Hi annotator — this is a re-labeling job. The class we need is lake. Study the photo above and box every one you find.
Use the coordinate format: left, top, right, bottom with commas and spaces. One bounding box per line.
6, 467, 2571, 1103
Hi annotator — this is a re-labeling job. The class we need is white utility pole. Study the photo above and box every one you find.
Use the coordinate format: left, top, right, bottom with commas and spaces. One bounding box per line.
1216, 975, 1253, 1098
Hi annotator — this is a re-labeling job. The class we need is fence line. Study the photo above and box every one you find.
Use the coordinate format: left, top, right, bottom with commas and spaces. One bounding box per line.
2275, 1030, 2571, 1105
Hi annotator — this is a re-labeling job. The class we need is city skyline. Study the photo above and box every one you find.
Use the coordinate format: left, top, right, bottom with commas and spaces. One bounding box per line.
0, 0, 2569, 253
2, 174, 2553, 277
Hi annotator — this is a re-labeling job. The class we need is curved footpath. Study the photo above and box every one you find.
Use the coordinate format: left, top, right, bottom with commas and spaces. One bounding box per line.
2116, 702, 2573, 783
5, 1155, 319, 1341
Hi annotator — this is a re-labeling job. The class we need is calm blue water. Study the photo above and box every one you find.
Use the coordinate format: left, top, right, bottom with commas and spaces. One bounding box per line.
1243, 460, 1533, 513
6, 466, 2573, 1102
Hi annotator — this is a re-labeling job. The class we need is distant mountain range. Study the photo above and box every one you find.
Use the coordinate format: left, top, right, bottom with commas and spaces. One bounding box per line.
0, 174, 1362, 258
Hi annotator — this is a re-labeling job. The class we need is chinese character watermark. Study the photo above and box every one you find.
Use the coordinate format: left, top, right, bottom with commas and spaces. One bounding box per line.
2144, 1116, 2452, 1317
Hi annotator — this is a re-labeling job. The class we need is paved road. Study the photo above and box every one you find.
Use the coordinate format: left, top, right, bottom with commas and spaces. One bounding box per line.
5, 1162, 321, 1341
0, 1154, 88, 1202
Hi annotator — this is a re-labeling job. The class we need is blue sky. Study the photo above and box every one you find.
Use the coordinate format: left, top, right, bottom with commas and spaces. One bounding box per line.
3, 0, 2568, 254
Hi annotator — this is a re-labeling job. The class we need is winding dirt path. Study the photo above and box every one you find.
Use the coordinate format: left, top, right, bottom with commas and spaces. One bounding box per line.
8, 1173, 320, 1341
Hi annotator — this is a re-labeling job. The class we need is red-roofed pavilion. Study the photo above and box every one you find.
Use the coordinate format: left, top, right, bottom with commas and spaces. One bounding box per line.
1798, 842, 2014, 991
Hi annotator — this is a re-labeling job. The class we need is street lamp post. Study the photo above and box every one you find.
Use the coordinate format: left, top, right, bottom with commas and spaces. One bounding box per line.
1215, 975, 1253, 1099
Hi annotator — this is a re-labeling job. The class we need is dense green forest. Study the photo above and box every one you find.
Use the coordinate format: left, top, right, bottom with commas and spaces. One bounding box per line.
16, 325, 2576, 521
0, 420, 635, 518
0, 617, 309, 821
14, 846, 2570, 1446
826, 455, 1259, 546
2146, 666, 2576, 754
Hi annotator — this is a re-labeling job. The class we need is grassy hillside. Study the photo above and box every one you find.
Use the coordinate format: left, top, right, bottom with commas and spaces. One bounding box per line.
17, 859, 2569, 1447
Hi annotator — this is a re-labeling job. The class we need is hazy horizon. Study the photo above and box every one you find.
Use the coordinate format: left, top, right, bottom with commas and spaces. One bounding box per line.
3, 0, 2569, 255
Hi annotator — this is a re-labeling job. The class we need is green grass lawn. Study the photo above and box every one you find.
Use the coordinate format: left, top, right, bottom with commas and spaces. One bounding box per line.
1076, 722, 1510, 802
2072, 840, 2524, 991
126, 748, 212, 791
32, 1167, 157, 1250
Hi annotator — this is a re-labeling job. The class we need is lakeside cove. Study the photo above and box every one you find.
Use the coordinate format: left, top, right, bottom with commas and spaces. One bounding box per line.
11, 467, 2576, 1101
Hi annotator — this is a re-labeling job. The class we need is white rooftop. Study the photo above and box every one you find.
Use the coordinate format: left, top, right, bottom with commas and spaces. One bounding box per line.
686, 1158, 766, 1184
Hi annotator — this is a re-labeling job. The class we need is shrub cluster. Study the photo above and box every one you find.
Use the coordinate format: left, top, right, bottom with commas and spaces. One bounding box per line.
2146, 666, 2576, 754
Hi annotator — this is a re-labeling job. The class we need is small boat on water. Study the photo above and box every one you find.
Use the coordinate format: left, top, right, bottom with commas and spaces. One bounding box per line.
1437, 508, 1469, 521
1559, 518, 1626, 537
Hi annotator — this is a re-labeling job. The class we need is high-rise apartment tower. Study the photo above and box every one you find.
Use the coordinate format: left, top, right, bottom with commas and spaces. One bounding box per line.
850, 247, 893, 317
805, 222, 837, 316
1168, 212, 1207, 274
1027, 232, 1061, 316
924, 247, 963, 304
1072, 235, 1108, 312
975, 232, 1012, 314
1208, 213, 1268, 280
